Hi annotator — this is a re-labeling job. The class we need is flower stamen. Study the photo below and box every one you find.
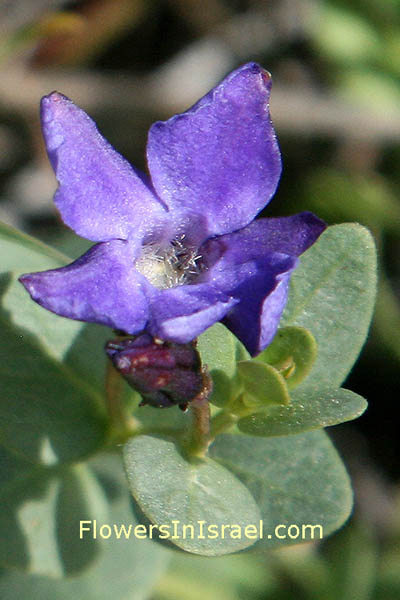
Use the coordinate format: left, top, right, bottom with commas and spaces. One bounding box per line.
135, 235, 203, 289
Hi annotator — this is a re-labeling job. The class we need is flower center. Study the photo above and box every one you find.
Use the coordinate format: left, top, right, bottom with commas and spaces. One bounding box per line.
135, 236, 203, 289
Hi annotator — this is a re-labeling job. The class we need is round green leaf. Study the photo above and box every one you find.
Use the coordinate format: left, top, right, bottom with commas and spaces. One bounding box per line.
123, 434, 261, 555
0, 224, 109, 463
237, 361, 290, 408
0, 306, 108, 463
210, 430, 353, 550
197, 323, 243, 407
237, 387, 367, 437
0, 221, 68, 272
55, 465, 109, 575
256, 326, 317, 389
0, 464, 108, 577
0, 455, 169, 600
281, 224, 377, 390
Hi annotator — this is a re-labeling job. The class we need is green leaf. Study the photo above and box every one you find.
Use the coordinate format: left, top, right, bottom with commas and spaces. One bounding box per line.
338, 70, 400, 116
0, 223, 109, 463
210, 430, 353, 550
0, 454, 169, 599
237, 387, 367, 437
0, 469, 53, 572
0, 464, 108, 576
197, 323, 246, 408
0, 221, 68, 271
0, 287, 108, 463
236, 225, 374, 436
132, 400, 189, 433
1, 222, 111, 387
237, 361, 290, 408
281, 224, 377, 390
256, 326, 317, 389
123, 434, 261, 555
55, 465, 109, 575
0, 444, 33, 493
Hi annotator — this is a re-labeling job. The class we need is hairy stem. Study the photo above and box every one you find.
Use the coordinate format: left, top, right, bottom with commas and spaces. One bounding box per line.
187, 396, 211, 457
184, 368, 213, 458
105, 362, 140, 442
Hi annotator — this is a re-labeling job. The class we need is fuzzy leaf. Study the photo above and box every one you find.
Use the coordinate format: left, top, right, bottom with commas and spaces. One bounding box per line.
197, 323, 248, 408
256, 326, 317, 389
237, 360, 290, 407
0, 454, 169, 599
0, 464, 108, 576
210, 430, 353, 550
123, 434, 261, 555
281, 224, 377, 390
0, 223, 109, 463
237, 387, 367, 436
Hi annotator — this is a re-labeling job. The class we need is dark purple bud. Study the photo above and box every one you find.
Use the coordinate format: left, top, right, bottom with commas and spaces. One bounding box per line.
105, 334, 210, 409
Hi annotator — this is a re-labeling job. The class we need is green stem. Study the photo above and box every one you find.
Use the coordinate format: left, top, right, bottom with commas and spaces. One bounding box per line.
183, 367, 214, 458
209, 410, 239, 438
186, 396, 211, 457
209, 394, 255, 439
105, 362, 140, 443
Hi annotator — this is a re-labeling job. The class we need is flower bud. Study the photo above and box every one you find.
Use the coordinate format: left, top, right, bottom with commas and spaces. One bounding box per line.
105, 334, 208, 410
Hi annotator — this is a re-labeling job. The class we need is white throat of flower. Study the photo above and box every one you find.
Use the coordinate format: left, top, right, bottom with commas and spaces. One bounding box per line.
135, 236, 203, 289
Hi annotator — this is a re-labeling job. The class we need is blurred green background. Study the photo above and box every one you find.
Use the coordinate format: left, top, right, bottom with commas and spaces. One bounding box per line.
1, 1, 399, 598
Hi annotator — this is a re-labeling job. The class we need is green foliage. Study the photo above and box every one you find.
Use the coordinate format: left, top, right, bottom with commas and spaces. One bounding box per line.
152, 552, 275, 600
214, 224, 374, 439
210, 431, 353, 550
123, 434, 261, 555
0, 461, 108, 576
256, 326, 317, 389
197, 323, 248, 408
237, 360, 290, 407
0, 219, 376, 590
312, 5, 381, 65
0, 453, 169, 599
280, 224, 377, 390
0, 0, 397, 595
0, 222, 109, 463
237, 387, 367, 437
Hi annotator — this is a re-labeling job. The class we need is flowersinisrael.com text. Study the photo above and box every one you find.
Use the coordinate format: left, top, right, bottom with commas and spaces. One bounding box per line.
79, 520, 323, 541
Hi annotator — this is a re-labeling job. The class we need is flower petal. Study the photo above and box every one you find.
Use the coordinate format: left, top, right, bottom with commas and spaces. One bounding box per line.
246, 211, 327, 256
198, 213, 326, 355
202, 212, 326, 262
19, 240, 150, 333
147, 63, 282, 242
41, 92, 167, 242
209, 252, 297, 356
223, 265, 295, 357
147, 284, 238, 343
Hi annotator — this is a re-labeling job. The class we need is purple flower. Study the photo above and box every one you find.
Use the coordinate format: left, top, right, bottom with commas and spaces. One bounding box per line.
19, 63, 325, 356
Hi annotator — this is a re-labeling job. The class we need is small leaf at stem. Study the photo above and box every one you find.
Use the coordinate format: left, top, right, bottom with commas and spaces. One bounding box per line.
256, 326, 317, 389
237, 360, 290, 408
